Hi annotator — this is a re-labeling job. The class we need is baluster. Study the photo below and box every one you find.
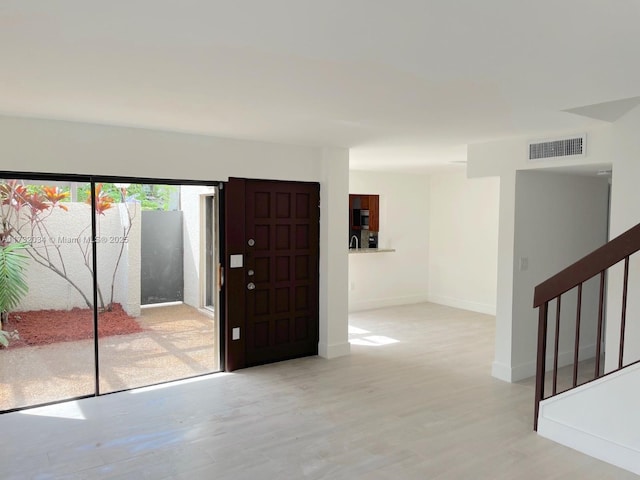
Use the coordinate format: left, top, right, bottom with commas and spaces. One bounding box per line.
534, 301, 549, 431
619, 256, 630, 369
595, 271, 606, 378
573, 283, 582, 387
553, 295, 561, 395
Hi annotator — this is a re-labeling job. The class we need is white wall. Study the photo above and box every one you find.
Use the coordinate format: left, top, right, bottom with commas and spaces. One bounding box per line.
467, 126, 614, 178
512, 171, 609, 380
0, 116, 322, 182
108, 202, 141, 316
468, 125, 613, 381
606, 106, 640, 372
319, 147, 350, 358
427, 171, 499, 315
0, 114, 350, 359
348, 171, 430, 311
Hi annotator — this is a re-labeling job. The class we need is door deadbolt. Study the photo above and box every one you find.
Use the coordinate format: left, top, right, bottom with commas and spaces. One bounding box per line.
248, 269, 255, 276
247, 282, 256, 290
247, 238, 255, 247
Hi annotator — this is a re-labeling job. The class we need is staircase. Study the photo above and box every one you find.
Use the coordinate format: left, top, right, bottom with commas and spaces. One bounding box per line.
533, 222, 640, 474
536, 363, 640, 475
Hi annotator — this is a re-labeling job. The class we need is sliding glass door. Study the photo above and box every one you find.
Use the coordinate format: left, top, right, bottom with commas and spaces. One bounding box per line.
0, 175, 221, 412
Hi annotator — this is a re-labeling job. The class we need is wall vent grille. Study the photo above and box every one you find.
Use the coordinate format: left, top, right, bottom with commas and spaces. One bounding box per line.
528, 135, 585, 160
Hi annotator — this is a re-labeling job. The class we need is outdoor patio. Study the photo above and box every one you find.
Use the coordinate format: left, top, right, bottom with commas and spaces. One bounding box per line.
0, 303, 220, 411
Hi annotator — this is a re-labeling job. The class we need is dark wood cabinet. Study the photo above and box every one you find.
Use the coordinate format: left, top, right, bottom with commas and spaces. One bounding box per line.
368, 195, 379, 232
349, 194, 379, 232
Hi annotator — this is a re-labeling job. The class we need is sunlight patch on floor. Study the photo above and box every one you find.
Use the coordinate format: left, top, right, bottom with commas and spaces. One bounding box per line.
19, 400, 87, 420
349, 324, 399, 346
127, 372, 230, 394
350, 336, 400, 347
348, 325, 370, 335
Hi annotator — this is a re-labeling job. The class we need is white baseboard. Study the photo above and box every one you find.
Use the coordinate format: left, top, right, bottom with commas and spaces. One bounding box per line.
508, 343, 597, 382
491, 361, 513, 382
318, 341, 351, 359
348, 294, 430, 313
538, 415, 640, 475
427, 294, 496, 315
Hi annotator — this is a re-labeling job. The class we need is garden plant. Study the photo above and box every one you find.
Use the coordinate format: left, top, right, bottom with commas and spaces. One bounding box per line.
0, 180, 135, 315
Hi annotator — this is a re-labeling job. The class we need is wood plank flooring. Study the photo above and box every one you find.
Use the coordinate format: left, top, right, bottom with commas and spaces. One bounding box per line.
0, 302, 636, 479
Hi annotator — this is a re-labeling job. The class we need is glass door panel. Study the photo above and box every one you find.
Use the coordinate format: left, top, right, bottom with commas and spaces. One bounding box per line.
96, 182, 220, 394
0, 177, 95, 411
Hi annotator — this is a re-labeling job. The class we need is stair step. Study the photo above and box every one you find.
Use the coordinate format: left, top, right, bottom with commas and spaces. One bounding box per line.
537, 362, 640, 475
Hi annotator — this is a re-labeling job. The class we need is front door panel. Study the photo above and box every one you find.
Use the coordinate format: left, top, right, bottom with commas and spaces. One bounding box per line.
224, 178, 319, 370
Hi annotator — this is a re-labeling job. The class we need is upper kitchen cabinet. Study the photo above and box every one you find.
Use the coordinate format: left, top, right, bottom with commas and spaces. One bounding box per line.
349, 194, 380, 232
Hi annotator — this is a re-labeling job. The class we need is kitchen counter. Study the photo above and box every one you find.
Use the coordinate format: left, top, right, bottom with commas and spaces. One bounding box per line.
348, 248, 396, 254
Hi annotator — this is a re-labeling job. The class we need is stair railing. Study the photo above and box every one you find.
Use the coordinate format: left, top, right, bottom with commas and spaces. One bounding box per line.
533, 222, 640, 430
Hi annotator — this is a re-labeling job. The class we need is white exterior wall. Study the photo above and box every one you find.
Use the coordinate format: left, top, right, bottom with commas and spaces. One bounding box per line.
111, 202, 141, 316
348, 171, 430, 312
0, 114, 349, 359
427, 171, 499, 315
181, 185, 217, 309
8, 201, 141, 315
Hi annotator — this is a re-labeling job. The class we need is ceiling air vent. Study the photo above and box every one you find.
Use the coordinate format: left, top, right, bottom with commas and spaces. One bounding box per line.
528, 135, 586, 161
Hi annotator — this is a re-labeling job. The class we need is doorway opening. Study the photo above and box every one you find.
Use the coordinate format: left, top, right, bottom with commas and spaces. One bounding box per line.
203, 193, 218, 312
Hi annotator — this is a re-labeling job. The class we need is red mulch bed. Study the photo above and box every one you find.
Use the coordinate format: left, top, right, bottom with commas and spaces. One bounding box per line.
2, 304, 143, 348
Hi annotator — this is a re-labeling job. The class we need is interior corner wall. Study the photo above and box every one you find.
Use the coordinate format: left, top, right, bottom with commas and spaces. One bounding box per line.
427, 170, 499, 315
0, 114, 350, 360
468, 126, 614, 382
348, 170, 430, 312
511, 171, 609, 381
606, 105, 640, 372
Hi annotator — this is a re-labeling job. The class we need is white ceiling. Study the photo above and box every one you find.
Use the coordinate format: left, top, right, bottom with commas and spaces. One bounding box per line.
2, 1, 640, 173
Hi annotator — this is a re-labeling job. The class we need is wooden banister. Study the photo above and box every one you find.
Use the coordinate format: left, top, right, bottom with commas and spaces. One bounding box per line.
534, 222, 640, 308
533, 221, 640, 431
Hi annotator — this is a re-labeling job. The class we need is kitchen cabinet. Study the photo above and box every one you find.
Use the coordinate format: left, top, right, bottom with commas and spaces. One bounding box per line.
368, 195, 379, 232
349, 194, 379, 232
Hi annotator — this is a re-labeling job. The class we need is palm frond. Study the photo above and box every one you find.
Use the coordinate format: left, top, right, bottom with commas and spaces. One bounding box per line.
0, 242, 30, 313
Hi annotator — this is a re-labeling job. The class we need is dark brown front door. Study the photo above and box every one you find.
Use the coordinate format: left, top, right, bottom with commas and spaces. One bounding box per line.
224, 178, 319, 370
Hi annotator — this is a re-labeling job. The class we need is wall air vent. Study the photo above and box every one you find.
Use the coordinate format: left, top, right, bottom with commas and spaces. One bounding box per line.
528, 135, 586, 161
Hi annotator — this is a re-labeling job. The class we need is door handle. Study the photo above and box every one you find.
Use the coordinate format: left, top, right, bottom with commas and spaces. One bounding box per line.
247, 282, 256, 290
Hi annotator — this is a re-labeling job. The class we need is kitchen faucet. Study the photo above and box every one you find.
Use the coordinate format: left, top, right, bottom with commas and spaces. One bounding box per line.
349, 234, 359, 249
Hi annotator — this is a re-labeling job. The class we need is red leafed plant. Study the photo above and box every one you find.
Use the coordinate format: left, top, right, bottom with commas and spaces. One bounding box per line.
42, 186, 70, 211
89, 184, 114, 216
0, 180, 135, 313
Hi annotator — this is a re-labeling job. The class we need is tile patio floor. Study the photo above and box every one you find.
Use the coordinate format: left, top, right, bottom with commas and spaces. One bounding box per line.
0, 303, 220, 411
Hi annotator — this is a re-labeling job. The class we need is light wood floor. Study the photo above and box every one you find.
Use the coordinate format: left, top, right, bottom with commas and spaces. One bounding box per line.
0, 302, 636, 479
